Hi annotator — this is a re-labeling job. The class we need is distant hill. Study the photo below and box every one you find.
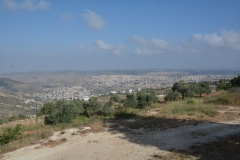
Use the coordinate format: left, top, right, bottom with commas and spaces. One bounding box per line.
0, 78, 23, 87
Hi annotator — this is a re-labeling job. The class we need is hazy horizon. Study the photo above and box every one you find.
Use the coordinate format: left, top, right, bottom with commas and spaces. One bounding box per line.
1, 0, 240, 74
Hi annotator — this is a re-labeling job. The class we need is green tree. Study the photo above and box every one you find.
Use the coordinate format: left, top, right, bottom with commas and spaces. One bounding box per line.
147, 90, 159, 105
230, 75, 240, 87
123, 94, 137, 108
194, 81, 211, 97
136, 92, 148, 108
84, 97, 103, 117
41, 99, 81, 124
102, 100, 115, 116
164, 91, 181, 101
72, 99, 85, 115
110, 94, 121, 103
57, 100, 80, 123
216, 79, 231, 90
172, 81, 189, 100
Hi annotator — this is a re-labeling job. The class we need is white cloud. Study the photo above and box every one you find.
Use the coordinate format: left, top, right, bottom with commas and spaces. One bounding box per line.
95, 40, 113, 50
94, 40, 124, 55
76, 43, 92, 54
134, 48, 160, 55
76, 40, 124, 55
0, 0, 50, 11
131, 35, 147, 46
131, 35, 172, 49
192, 33, 224, 47
77, 44, 86, 50
188, 30, 240, 52
130, 30, 240, 55
130, 35, 178, 55
80, 9, 105, 30
60, 13, 74, 21
221, 30, 240, 50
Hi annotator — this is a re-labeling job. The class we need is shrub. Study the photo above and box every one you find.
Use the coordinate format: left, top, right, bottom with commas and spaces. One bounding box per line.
204, 94, 235, 105
164, 91, 181, 101
136, 92, 148, 108
228, 87, 240, 93
114, 111, 136, 119
187, 99, 195, 105
0, 119, 4, 125
200, 107, 218, 117
123, 94, 137, 108
41, 96, 115, 125
230, 75, 240, 87
0, 124, 22, 146
18, 114, 26, 119
42, 99, 82, 125
160, 101, 218, 117
84, 97, 103, 117
102, 101, 115, 116
114, 106, 136, 119
8, 116, 17, 122
110, 94, 121, 103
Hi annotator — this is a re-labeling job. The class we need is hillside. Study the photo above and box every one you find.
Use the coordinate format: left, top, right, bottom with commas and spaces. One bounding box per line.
0, 78, 23, 87
0, 93, 36, 119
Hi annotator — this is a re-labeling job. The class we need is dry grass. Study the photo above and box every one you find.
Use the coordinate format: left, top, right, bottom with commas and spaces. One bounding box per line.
109, 91, 240, 132
152, 152, 195, 160
0, 121, 54, 154
41, 138, 67, 147
152, 99, 219, 120
204, 90, 240, 106
80, 120, 105, 134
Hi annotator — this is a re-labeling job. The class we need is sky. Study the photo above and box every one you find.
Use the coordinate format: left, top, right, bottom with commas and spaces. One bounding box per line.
0, 0, 240, 74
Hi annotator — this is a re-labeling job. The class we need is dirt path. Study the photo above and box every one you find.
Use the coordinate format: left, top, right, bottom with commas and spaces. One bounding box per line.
2, 118, 240, 160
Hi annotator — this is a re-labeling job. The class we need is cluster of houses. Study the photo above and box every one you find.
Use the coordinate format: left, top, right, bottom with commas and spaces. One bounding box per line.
110, 88, 142, 95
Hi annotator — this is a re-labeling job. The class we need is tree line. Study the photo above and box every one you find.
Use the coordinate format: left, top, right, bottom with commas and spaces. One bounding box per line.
165, 81, 211, 101
40, 90, 158, 125
165, 75, 240, 101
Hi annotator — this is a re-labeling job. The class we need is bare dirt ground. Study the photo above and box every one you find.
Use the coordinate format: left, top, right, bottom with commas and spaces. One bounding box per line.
2, 109, 240, 160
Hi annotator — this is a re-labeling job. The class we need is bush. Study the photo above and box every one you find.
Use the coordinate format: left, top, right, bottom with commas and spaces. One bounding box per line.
204, 96, 230, 105
114, 106, 136, 119
84, 97, 103, 117
0, 119, 4, 125
102, 100, 115, 116
228, 87, 240, 93
8, 116, 17, 122
187, 99, 195, 105
164, 91, 181, 101
123, 94, 137, 108
136, 92, 148, 108
0, 124, 22, 146
18, 114, 26, 119
110, 94, 121, 103
114, 111, 136, 119
230, 75, 240, 87
41, 97, 113, 125
42, 99, 82, 125
170, 105, 218, 117
200, 107, 218, 117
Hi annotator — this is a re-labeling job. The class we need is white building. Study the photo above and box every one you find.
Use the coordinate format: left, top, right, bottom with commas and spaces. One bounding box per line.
110, 91, 117, 94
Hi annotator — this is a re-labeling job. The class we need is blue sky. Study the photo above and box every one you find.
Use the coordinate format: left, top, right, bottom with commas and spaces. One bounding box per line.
0, 0, 240, 74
